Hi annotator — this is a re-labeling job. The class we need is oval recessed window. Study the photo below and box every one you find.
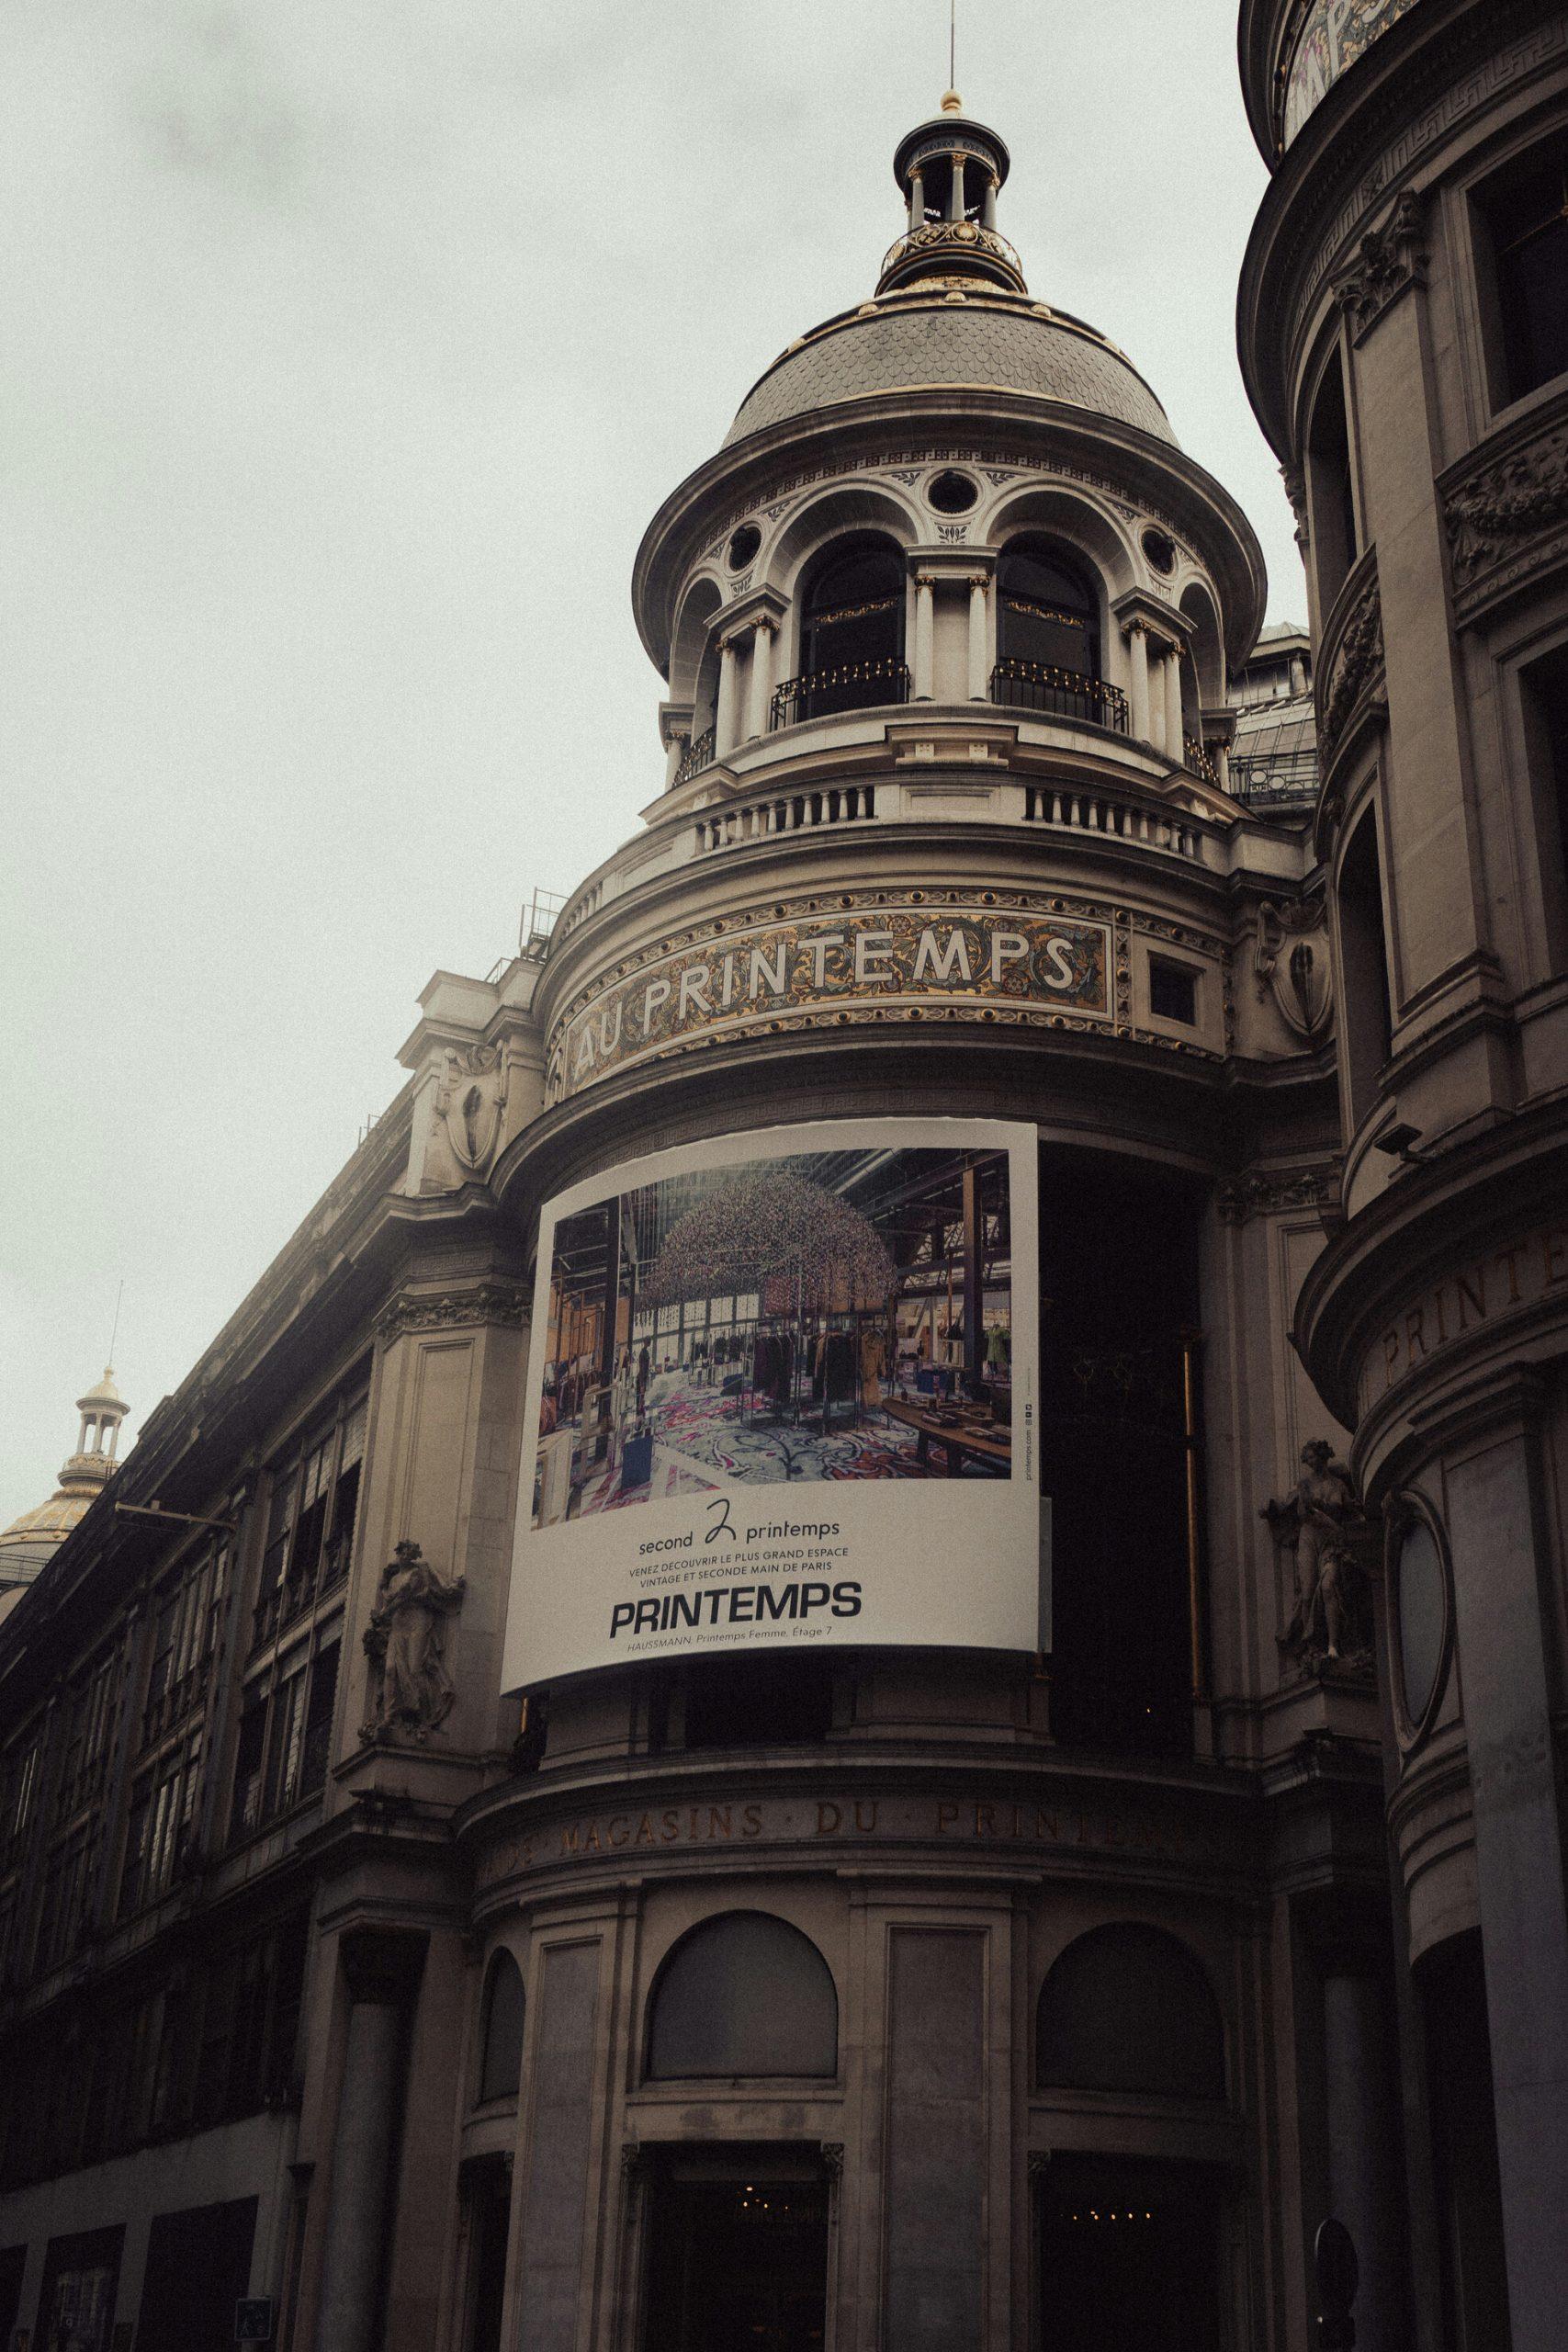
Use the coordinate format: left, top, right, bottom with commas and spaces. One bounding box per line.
1395, 1515, 1448, 1733
1143, 527, 1177, 575
928, 469, 978, 514
728, 523, 761, 571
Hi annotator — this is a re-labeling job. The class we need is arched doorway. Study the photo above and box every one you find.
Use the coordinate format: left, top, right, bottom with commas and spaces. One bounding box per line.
786, 536, 908, 724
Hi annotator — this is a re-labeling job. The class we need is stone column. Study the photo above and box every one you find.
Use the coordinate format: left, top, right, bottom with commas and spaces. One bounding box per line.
664, 732, 688, 789
1164, 645, 1185, 761
981, 173, 998, 232
1324, 1969, 1403, 2352
913, 574, 936, 700
966, 576, 988, 701
313, 1930, 427, 2352
715, 636, 739, 752
908, 168, 924, 227
1446, 1416, 1568, 2352
1124, 621, 1151, 743
746, 617, 775, 741
947, 153, 965, 221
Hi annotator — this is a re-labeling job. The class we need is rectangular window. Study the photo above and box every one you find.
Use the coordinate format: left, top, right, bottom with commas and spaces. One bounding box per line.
324, 1396, 367, 1585
299, 1639, 341, 1796
230, 1694, 267, 1843
1522, 642, 1568, 970
1474, 132, 1568, 406
262, 1662, 308, 1821
1148, 956, 1198, 1025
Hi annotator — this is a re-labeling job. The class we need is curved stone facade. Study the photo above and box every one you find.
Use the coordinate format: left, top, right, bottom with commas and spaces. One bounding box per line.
1239, 4, 1568, 2345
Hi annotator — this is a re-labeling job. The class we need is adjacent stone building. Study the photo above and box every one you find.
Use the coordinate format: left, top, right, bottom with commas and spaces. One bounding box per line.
0, 22, 1556, 2347
1239, 3, 1568, 2347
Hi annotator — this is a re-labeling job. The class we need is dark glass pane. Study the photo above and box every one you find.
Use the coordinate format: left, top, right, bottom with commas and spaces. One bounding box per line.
479, 1952, 526, 2102
1037, 1925, 1224, 2098
648, 1914, 838, 2079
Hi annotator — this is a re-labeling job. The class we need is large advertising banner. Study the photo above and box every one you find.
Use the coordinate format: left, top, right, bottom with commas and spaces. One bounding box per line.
502, 1117, 1041, 1689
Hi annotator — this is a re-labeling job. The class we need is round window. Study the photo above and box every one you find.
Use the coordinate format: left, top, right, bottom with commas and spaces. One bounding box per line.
1143, 527, 1177, 576
928, 470, 979, 514
728, 524, 761, 571
1394, 1511, 1449, 1736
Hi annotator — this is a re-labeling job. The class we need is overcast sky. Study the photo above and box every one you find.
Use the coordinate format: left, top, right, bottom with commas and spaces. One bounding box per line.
0, 0, 1298, 1527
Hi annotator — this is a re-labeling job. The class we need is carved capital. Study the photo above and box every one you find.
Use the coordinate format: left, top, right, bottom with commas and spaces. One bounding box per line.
820, 2142, 845, 2182
377, 1281, 530, 1341
1332, 187, 1427, 339
1216, 1167, 1332, 1227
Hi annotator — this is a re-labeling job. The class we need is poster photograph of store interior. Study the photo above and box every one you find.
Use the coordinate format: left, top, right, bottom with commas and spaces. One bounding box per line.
507, 1118, 1042, 1685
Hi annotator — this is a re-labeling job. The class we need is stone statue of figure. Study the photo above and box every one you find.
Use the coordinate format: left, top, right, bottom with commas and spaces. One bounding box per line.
1268, 1441, 1371, 1671
362, 1539, 466, 1742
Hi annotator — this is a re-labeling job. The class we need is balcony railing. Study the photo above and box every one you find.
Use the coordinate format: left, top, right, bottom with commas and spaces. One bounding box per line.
1183, 735, 1220, 786
770, 660, 911, 732
1229, 748, 1321, 806
990, 660, 1129, 733
674, 726, 715, 786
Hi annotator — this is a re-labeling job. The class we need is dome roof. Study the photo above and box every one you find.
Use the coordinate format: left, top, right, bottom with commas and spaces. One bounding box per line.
0, 1487, 96, 1551
77, 1366, 125, 1413
724, 284, 1176, 450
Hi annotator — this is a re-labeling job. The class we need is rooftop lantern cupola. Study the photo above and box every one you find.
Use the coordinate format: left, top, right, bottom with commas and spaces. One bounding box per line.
878, 90, 1025, 298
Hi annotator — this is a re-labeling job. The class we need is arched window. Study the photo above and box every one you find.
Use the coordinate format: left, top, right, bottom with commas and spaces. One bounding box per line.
1305, 355, 1358, 616
997, 538, 1100, 677
789, 536, 908, 724
1337, 805, 1393, 1126
1036, 1924, 1224, 2100
647, 1911, 838, 2080
477, 1950, 525, 2103
994, 539, 1117, 725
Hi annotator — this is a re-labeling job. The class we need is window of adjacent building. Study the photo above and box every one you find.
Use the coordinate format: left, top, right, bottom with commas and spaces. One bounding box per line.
477, 1951, 526, 2103
56, 1647, 121, 1822
1148, 956, 1198, 1026
119, 1730, 203, 1919
254, 1382, 368, 1645
1521, 639, 1568, 970
647, 1913, 839, 2080
1305, 350, 1359, 616
1337, 804, 1394, 1124
230, 1622, 340, 1842
1473, 131, 1568, 408
797, 536, 907, 719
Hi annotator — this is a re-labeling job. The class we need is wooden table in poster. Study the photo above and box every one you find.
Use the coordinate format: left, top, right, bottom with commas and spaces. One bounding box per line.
881, 1398, 1012, 1476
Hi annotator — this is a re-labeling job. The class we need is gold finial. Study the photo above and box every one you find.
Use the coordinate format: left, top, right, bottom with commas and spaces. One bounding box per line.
941, 88, 964, 114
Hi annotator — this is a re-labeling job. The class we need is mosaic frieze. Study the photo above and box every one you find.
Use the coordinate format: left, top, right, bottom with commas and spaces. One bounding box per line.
1284, 0, 1421, 145
546, 895, 1112, 1102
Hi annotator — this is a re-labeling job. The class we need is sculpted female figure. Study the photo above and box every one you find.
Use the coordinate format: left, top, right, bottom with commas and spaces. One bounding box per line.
362, 1539, 466, 1740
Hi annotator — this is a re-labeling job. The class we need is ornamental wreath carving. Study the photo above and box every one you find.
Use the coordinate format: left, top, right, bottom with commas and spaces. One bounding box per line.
361, 1540, 466, 1744
1444, 416, 1568, 583
435, 1044, 507, 1176
1263, 1442, 1376, 1682
1255, 898, 1333, 1042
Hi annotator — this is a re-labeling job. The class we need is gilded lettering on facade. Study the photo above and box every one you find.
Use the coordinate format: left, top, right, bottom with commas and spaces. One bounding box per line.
547, 899, 1111, 1101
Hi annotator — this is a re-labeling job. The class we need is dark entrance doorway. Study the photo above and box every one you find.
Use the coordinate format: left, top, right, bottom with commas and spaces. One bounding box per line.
1038, 2158, 1223, 2352
134, 2198, 256, 2352
643, 2152, 829, 2352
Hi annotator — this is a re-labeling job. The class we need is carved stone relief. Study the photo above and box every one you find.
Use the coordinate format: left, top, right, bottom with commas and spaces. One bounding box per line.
1331, 188, 1427, 340
1318, 572, 1384, 763
1445, 411, 1568, 616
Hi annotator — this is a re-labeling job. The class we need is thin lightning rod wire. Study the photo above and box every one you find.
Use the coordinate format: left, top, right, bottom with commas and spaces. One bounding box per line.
107, 1277, 124, 1367
951, 0, 957, 89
